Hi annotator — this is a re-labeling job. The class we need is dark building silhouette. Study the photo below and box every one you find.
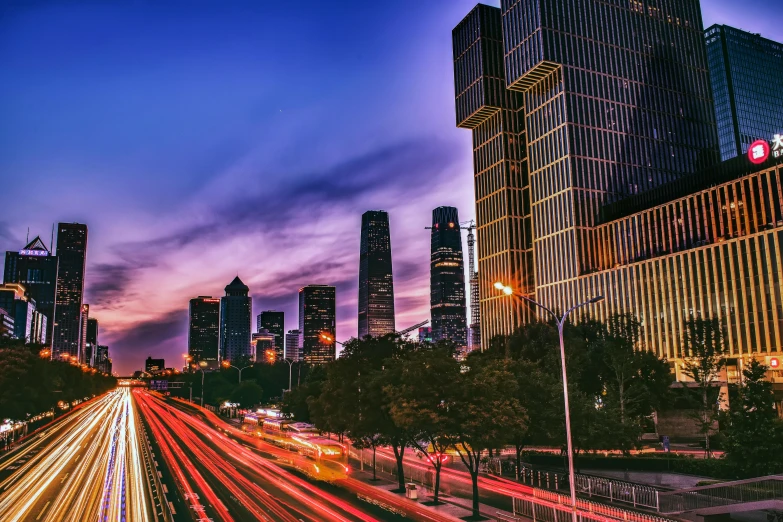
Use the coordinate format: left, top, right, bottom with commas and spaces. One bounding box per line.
52, 223, 88, 359
145, 357, 165, 373
454, 2, 719, 350
79, 303, 89, 365
95, 345, 111, 375
358, 210, 396, 338
189, 296, 220, 367
4, 236, 59, 345
257, 310, 285, 359
298, 285, 336, 365
705, 25, 783, 161
219, 277, 252, 363
86, 318, 98, 367
430, 206, 467, 346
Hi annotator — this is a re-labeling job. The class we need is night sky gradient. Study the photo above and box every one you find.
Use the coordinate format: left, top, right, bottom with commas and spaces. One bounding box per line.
1, 1, 780, 375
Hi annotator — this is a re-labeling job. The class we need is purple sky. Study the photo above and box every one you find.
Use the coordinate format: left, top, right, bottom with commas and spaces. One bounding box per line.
1, 1, 780, 375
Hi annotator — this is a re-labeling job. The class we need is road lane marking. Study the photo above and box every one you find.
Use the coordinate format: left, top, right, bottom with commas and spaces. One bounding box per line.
35, 500, 50, 520
60, 472, 70, 483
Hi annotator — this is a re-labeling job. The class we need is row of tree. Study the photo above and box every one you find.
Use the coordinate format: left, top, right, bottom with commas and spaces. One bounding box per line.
0, 338, 117, 421
281, 315, 783, 516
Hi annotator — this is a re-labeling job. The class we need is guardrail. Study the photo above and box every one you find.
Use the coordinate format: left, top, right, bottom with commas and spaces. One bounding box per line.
657, 475, 783, 514
527, 491, 674, 522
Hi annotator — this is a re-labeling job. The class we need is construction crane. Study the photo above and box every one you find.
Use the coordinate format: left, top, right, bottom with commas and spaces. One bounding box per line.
424, 219, 480, 349
396, 320, 429, 337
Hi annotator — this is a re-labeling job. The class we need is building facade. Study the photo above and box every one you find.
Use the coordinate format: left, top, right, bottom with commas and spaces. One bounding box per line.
189, 296, 220, 366
145, 357, 165, 373
79, 303, 89, 364
0, 308, 14, 338
0, 283, 35, 342
86, 318, 98, 367
95, 345, 111, 375
705, 25, 783, 161
454, 1, 720, 352
252, 329, 276, 362
430, 207, 468, 346
418, 326, 433, 344
285, 329, 301, 361
52, 223, 88, 359
257, 310, 285, 359
219, 277, 252, 363
4, 236, 58, 344
298, 285, 336, 364
358, 210, 396, 338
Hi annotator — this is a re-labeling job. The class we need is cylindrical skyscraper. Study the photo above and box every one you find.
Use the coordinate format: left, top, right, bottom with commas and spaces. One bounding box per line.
430, 206, 467, 346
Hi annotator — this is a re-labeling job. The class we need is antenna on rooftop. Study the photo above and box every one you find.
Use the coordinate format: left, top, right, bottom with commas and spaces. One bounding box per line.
51, 224, 55, 253
26, 227, 29, 244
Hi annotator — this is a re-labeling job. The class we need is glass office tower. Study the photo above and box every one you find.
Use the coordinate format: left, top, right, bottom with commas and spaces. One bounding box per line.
299, 285, 336, 365
219, 277, 252, 363
358, 210, 396, 338
53, 223, 88, 359
430, 206, 468, 346
705, 25, 783, 161
189, 296, 220, 367
257, 310, 285, 359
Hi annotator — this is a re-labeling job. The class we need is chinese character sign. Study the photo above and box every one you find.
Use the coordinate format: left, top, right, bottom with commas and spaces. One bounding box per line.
749, 139, 770, 164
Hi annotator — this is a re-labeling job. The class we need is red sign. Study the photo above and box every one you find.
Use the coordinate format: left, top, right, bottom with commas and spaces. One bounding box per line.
770, 357, 780, 369
748, 139, 770, 164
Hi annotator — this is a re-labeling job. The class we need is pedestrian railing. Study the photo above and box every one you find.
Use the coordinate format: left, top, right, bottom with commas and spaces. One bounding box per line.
657, 475, 783, 514
527, 490, 674, 522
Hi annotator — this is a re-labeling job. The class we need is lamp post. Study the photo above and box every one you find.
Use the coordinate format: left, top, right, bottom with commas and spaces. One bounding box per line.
221, 360, 253, 383
494, 282, 604, 522
188, 360, 208, 408
319, 333, 344, 346
282, 358, 294, 392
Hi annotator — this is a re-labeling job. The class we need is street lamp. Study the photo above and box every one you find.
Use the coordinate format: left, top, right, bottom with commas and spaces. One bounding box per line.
320, 333, 344, 346
221, 360, 253, 383
494, 281, 603, 522
192, 361, 208, 408
282, 358, 294, 392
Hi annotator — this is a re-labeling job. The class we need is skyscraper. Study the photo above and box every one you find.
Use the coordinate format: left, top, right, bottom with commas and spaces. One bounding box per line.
358, 210, 396, 338
52, 223, 88, 359
285, 329, 301, 361
0, 283, 35, 342
705, 25, 783, 161
298, 285, 336, 364
79, 303, 89, 365
219, 277, 252, 363
189, 296, 220, 366
454, 2, 719, 350
95, 345, 111, 375
86, 318, 98, 367
430, 207, 467, 346
4, 236, 59, 344
257, 310, 285, 359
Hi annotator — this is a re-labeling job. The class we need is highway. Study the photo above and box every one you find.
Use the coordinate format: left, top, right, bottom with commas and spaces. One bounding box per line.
0, 388, 157, 522
136, 390, 458, 521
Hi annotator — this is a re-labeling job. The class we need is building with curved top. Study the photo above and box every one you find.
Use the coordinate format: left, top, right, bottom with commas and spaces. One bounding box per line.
219, 276, 252, 363
430, 206, 468, 346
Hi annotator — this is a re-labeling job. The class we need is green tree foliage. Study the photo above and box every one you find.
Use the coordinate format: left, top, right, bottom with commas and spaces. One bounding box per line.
722, 360, 783, 477
0, 339, 116, 421
681, 317, 727, 457
230, 380, 264, 408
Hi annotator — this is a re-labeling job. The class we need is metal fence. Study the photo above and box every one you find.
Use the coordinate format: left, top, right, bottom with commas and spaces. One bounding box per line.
657, 475, 783, 514
529, 490, 673, 522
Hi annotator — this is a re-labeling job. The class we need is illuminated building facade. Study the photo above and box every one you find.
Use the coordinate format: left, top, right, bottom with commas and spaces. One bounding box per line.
0, 309, 14, 338
257, 310, 285, 359
95, 345, 111, 375
189, 296, 220, 365
298, 285, 336, 364
4, 236, 59, 344
86, 318, 98, 367
53, 223, 88, 359
219, 277, 252, 363
252, 329, 276, 362
705, 25, 783, 161
79, 303, 89, 364
0, 283, 35, 342
358, 210, 396, 338
454, 2, 722, 354
430, 206, 468, 346
145, 357, 165, 373
285, 329, 301, 361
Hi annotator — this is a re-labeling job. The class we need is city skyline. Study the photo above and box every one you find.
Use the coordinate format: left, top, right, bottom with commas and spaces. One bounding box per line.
0, 1, 779, 374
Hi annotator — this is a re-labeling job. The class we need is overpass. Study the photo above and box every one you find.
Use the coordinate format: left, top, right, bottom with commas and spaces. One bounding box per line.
657, 475, 782, 520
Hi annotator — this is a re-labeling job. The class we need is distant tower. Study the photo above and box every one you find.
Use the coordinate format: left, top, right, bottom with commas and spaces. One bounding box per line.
358, 210, 396, 338
298, 285, 336, 364
189, 296, 220, 367
219, 277, 252, 363
257, 311, 285, 360
465, 221, 481, 350
285, 329, 301, 361
430, 207, 467, 346
52, 223, 88, 360
79, 303, 90, 364
86, 318, 98, 367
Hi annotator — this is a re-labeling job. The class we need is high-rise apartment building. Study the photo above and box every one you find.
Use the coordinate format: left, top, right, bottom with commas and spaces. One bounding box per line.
430, 207, 467, 346
145, 357, 165, 373
52, 223, 88, 359
453, 3, 783, 383
705, 25, 783, 161
189, 296, 220, 366
285, 329, 301, 361
358, 210, 396, 338
95, 345, 111, 375
252, 329, 276, 362
0, 283, 35, 342
4, 236, 59, 344
86, 318, 98, 367
0, 309, 15, 338
219, 277, 252, 363
454, 1, 719, 351
79, 303, 89, 365
298, 285, 336, 364
257, 310, 285, 359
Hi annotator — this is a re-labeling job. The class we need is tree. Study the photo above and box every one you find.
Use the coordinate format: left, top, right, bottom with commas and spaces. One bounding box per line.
722, 360, 783, 477
681, 318, 727, 457
450, 360, 527, 519
230, 380, 264, 408
385, 346, 461, 503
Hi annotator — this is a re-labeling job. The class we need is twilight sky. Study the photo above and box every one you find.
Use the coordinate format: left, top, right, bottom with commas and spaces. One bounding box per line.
1, 1, 780, 375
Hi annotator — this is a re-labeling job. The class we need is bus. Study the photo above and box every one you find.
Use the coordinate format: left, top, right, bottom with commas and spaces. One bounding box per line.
261, 418, 292, 433
243, 413, 260, 426
288, 422, 318, 436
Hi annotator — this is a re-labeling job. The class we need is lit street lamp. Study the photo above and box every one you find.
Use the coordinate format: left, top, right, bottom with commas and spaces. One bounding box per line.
282, 358, 294, 392
191, 360, 208, 407
221, 360, 253, 383
494, 281, 603, 522
319, 333, 344, 346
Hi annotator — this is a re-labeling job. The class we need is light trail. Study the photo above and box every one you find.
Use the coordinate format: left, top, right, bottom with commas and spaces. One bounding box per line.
0, 388, 154, 522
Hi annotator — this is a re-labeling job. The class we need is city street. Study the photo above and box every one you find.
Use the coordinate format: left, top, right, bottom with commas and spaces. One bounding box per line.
0, 388, 156, 522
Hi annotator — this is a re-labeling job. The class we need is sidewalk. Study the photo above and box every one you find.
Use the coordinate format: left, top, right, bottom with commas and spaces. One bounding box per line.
351, 468, 520, 521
